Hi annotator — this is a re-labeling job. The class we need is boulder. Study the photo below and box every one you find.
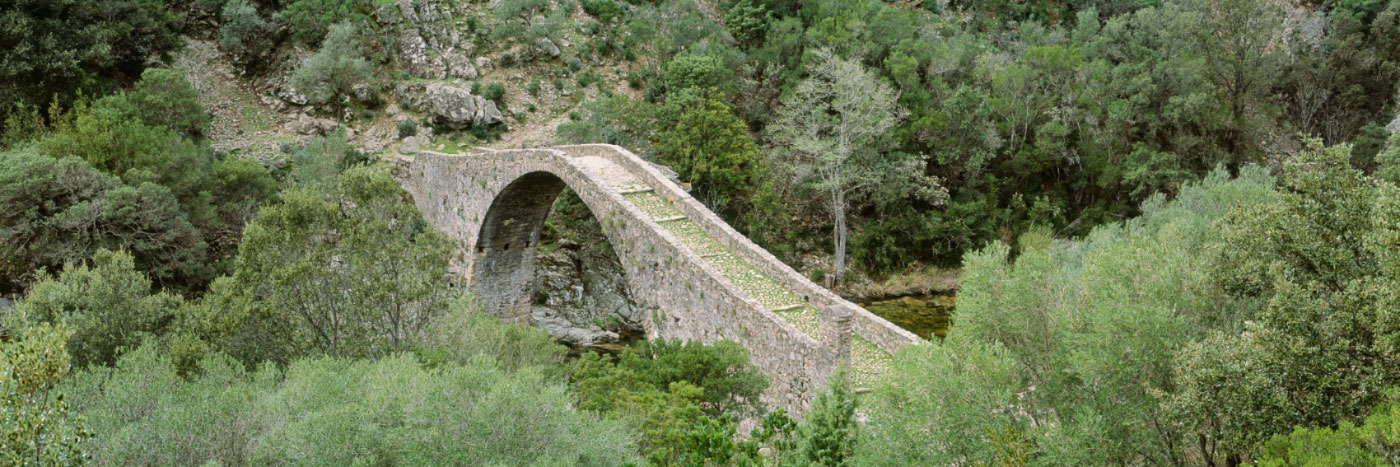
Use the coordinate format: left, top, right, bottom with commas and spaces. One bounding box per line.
531, 308, 620, 346
1387, 114, 1400, 134
284, 114, 340, 136
442, 50, 478, 80
400, 135, 420, 154
535, 37, 561, 58
424, 83, 503, 129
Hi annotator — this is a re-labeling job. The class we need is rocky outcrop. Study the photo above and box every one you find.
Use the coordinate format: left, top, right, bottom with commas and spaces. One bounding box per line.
380, 0, 476, 80
398, 29, 446, 79
423, 83, 503, 129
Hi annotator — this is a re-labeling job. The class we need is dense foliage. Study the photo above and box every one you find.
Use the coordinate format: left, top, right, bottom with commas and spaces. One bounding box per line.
0, 69, 276, 293
561, 0, 1400, 280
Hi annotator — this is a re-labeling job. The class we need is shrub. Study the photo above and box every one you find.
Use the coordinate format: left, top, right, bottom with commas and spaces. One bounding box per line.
1, 321, 89, 465
582, 0, 621, 22
179, 167, 455, 364
483, 81, 507, 105
64, 343, 641, 465
412, 297, 568, 374
0, 148, 208, 291
218, 0, 278, 68
396, 118, 418, 138
280, 0, 372, 45
528, 79, 542, 97
290, 21, 372, 106
129, 68, 209, 137
572, 338, 768, 417
0, 0, 181, 121
10, 249, 181, 368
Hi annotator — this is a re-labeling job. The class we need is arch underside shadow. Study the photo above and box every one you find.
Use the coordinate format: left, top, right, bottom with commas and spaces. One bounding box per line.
469, 171, 633, 326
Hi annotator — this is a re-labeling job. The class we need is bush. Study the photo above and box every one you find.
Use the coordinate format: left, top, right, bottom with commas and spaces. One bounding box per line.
482, 81, 507, 105
128, 68, 210, 137
64, 344, 641, 465
661, 53, 731, 96
10, 249, 181, 368
0, 0, 182, 122
287, 128, 365, 188
582, 0, 621, 22
528, 79, 542, 97
280, 0, 372, 45
0, 148, 208, 291
179, 167, 455, 364
572, 338, 768, 417
1, 321, 89, 465
396, 118, 418, 138
218, 0, 278, 68
412, 297, 568, 374
290, 21, 373, 106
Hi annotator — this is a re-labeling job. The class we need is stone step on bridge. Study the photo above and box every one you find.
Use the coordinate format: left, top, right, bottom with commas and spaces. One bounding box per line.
399, 144, 920, 412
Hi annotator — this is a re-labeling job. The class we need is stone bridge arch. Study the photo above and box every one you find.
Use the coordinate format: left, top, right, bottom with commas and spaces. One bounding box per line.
401, 145, 921, 411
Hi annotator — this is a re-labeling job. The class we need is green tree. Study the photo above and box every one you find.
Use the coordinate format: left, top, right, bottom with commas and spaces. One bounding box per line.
724, 0, 770, 46
1, 321, 90, 465
1170, 138, 1400, 461
186, 167, 455, 363
1256, 393, 1400, 466
280, 0, 371, 45
219, 0, 278, 68
771, 48, 946, 283
0, 147, 207, 292
63, 343, 640, 465
290, 21, 373, 107
799, 372, 857, 466
0, 0, 181, 122
655, 90, 766, 218
1174, 0, 1283, 159
128, 68, 209, 138
11, 249, 180, 368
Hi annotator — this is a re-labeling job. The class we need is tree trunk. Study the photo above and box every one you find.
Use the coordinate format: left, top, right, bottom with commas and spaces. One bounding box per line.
832, 189, 846, 285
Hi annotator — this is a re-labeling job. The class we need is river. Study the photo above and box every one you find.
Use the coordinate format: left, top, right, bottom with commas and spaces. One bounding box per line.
859, 293, 955, 340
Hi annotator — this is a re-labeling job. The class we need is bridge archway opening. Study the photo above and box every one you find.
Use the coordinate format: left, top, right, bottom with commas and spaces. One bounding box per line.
470, 171, 641, 345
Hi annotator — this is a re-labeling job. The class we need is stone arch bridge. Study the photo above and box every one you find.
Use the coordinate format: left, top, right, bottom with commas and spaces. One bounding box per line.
400, 144, 920, 410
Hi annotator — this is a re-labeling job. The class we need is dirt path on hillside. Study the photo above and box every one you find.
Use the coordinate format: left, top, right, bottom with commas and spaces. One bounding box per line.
172, 38, 293, 161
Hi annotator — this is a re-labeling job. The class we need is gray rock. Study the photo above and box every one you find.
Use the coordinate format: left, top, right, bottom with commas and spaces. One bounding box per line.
424, 83, 503, 129
351, 83, 374, 103
531, 308, 620, 346
366, 137, 388, 154
475, 56, 491, 69
0, 297, 12, 312
400, 135, 420, 154
284, 114, 340, 136
399, 29, 446, 79
525, 243, 643, 346
442, 50, 478, 80
535, 37, 561, 58
277, 80, 309, 106
1387, 114, 1400, 134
